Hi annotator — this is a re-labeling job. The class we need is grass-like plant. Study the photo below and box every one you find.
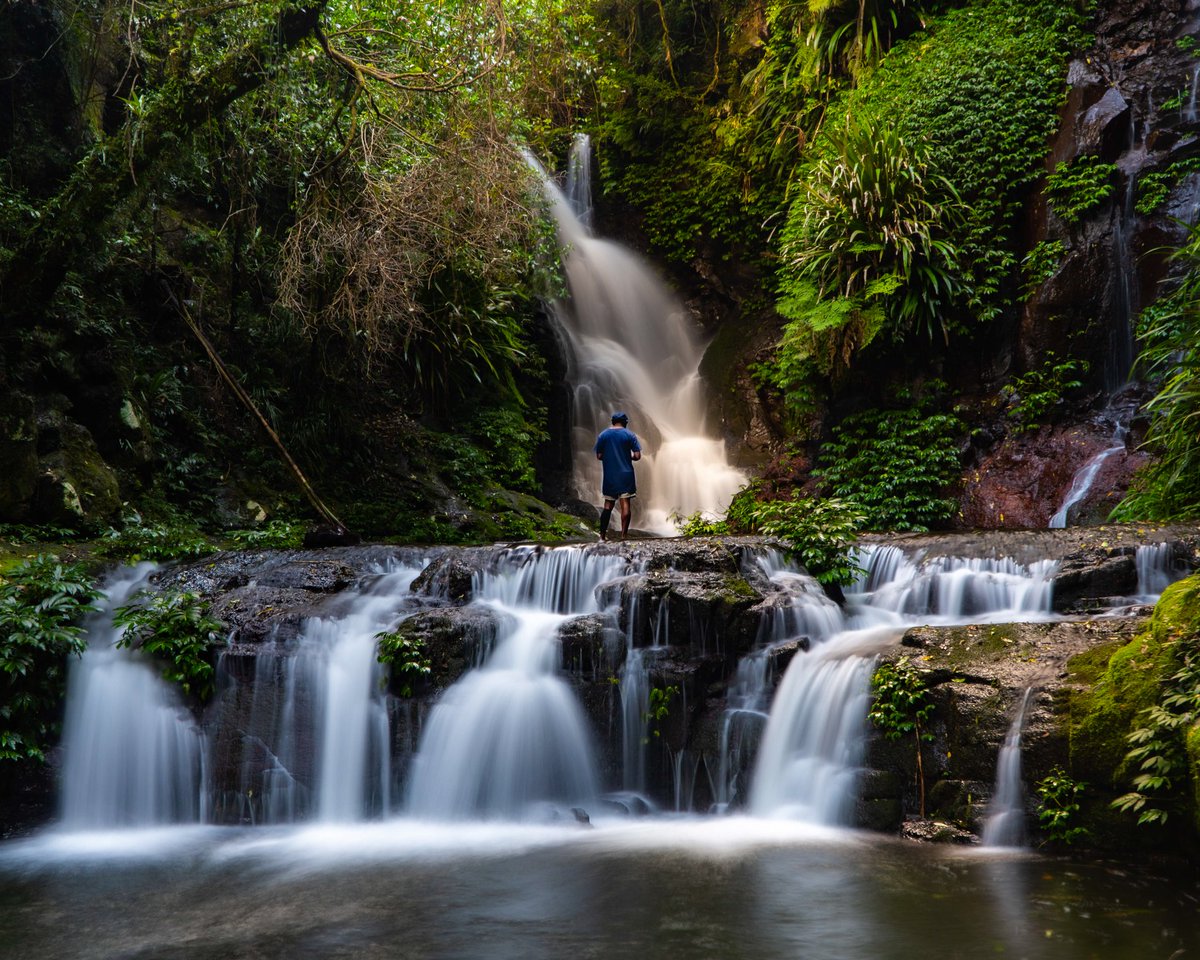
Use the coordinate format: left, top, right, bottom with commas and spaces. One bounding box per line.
779, 113, 965, 347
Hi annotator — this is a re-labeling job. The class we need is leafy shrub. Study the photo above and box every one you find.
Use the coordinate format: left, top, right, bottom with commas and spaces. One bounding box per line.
673, 481, 866, 585
751, 494, 867, 585
1111, 643, 1200, 827
99, 517, 213, 562
1021, 239, 1067, 295
0, 556, 100, 763
1001, 355, 1089, 433
375, 629, 432, 698
642, 684, 680, 742
1045, 155, 1117, 225
113, 591, 226, 701
226, 518, 306, 549
1035, 767, 1090, 846
869, 655, 934, 816
815, 390, 964, 531
1135, 157, 1200, 216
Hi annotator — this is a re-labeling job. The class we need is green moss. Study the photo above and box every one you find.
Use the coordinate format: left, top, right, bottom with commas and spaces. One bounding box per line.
1064, 576, 1200, 849
1188, 720, 1200, 836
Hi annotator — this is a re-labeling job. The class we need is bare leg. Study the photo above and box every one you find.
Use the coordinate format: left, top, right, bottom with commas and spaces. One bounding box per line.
599, 499, 615, 540
619, 498, 632, 539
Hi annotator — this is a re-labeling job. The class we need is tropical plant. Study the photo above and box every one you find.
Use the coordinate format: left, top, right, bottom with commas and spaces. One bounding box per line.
779, 114, 965, 347
869, 655, 935, 817
815, 388, 964, 531
642, 684, 680, 742
1001, 355, 1089, 433
376, 629, 432, 698
1045, 155, 1118, 225
1034, 767, 1090, 846
98, 517, 213, 563
114, 591, 226, 701
0, 556, 100, 763
805, 0, 913, 83
1111, 644, 1200, 827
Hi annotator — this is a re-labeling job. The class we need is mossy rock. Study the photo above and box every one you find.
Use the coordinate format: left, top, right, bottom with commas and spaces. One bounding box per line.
1064, 576, 1200, 851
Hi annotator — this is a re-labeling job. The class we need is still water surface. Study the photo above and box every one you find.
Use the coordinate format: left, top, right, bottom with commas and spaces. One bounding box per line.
1, 818, 1196, 960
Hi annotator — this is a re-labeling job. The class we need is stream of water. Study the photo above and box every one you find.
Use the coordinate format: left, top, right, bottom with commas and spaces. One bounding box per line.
2, 540, 1196, 957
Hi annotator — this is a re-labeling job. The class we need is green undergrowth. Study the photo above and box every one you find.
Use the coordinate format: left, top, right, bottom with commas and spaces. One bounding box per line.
1065, 576, 1200, 851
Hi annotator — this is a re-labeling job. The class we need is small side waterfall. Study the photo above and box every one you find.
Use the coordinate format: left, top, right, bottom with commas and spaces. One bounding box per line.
59, 564, 206, 829
1048, 441, 1124, 528
981, 689, 1034, 848
531, 135, 746, 532
406, 547, 626, 820
1135, 542, 1175, 599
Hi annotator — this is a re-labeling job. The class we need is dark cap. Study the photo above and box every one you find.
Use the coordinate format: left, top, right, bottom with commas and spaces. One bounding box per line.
611, 411, 629, 425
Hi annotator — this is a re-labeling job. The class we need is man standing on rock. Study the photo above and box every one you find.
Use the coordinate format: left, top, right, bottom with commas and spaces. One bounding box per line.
594, 411, 642, 541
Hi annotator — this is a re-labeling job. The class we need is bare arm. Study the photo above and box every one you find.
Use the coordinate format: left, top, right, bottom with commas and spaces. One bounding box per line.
632, 451, 642, 461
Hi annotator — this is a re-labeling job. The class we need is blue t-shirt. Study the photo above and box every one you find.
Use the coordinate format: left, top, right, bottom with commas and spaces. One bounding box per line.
593, 427, 642, 498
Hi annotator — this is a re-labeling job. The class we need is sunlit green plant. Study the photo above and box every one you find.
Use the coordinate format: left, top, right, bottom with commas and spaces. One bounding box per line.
779, 114, 965, 345
869, 655, 935, 817
0, 556, 100, 763
1035, 767, 1090, 845
114, 591, 226, 701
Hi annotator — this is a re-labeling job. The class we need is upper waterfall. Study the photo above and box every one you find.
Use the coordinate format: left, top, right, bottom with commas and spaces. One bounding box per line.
530, 134, 746, 533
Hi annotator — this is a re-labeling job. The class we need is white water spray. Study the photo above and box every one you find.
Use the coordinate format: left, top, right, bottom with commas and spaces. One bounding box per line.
531, 135, 745, 532
981, 689, 1034, 848
407, 547, 626, 819
60, 564, 206, 829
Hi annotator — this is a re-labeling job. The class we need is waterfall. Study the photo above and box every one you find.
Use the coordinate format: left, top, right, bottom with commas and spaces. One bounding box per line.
1135, 542, 1175, 599
981, 689, 1034, 848
205, 564, 424, 825
59, 564, 206, 829
406, 547, 626, 820
1186, 63, 1200, 125
744, 546, 1058, 825
1048, 442, 1123, 528
530, 135, 746, 533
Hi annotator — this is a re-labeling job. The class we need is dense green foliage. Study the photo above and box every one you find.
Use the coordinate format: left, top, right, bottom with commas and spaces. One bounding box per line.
869, 655, 934, 816
375, 629, 432, 698
1001, 355, 1089, 434
675, 481, 865, 585
1113, 226, 1200, 521
778, 114, 964, 352
1035, 767, 1090, 846
1045, 155, 1118, 225
114, 591, 226, 701
0, 556, 100, 763
815, 389, 965, 531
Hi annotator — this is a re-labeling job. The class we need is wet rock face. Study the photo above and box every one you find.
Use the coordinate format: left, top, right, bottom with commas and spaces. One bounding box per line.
1021, 0, 1198, 390
861, 618, 1144, 833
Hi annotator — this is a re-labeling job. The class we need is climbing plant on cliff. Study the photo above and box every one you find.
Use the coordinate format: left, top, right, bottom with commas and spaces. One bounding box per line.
0, 556, 100, 763
114, 591, 226, 702
815, 388, 965, 531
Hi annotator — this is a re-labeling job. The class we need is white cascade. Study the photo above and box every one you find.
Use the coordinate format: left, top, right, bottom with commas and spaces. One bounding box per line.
531, 134, 746, 533
59, 564, 206, 829
981, 688, 1034, 848
210, 564, 423, 824
406, 547, 626, 820
1136, 542, 1175, 600
747, 546, 1059, 825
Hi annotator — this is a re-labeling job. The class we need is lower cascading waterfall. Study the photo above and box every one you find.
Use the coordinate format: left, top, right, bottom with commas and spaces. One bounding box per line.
981, 688, 1034, 848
